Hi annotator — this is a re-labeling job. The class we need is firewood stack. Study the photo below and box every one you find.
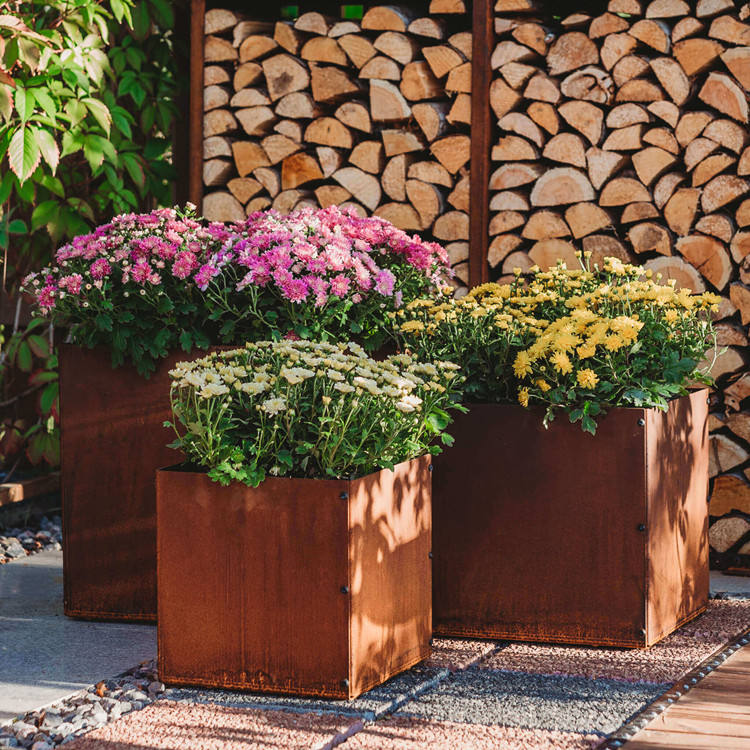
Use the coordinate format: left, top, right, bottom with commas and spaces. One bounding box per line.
201, 1, 473, 287
488, 0, 750, 558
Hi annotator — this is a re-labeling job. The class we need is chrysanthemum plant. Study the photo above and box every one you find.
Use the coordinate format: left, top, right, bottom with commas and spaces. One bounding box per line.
23, 205, 451, 376
166, 340, 463, 486
394, 255, 720, 434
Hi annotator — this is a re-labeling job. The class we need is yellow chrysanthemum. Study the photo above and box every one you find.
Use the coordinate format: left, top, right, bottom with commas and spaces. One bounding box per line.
576, 343, 597, 359
400, 320, 425, 333
604, 333, 626, 351
518, 387, 529, 407
513, 351, 533, 378
551, 351, 573, 374
576, 368, 599, 389
535, 378, 551, 392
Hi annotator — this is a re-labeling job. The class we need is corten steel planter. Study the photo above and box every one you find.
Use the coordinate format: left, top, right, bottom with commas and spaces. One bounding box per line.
433, 389, 709, 648
157, 456, 432, 699
60, 344, 190, 622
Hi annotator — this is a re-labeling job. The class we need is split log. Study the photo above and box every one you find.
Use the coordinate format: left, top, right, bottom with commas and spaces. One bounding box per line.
274, 119, 302, 142
502, 250, 534, 275
413, 102, 450, 140
203, 191, 245, 223
582, 234, 634, 266
606, 103, 648, 129
675, 111, 713, 147
672, 16, 705, 41
646, 0, 690, 17
560, 66, 614, 104
615, 79, 665, 102
204, 85, 229, 112
491, 78, 522, 118
500, 61, 537, 89
382, 129, 424, 157
565, 202, 612, 238
423, 44, 464, 78
204, 136, 232, 160
643, 127, 680, 154
430, 0, 467, 13
648, 100, 680, 127
676, 235, 733, 289
731, 231, 750, 263
400, 61, 443, 100
730, 283, 750, 325
710, 474, 750, 517
253, 167, 280, 197
600, 32, 638, 70
445, 62, 472, 94
447, 175, 470, 212
274, 92, 319, 119
491, 41, 536, 70
696, 0, 734, 18
547, 32, 599, 75
695, 213, 734, 241
558, 101, 603, 145
236, 106, 276, 137
720, 47, 750, 90
601, 123, 644, 150
489, 211, 525, 235
709, 434, 750, 474
599, 177, 651, 205
738, 199, 750, 227
300, 37, 347, 66
227, 177, 262, 204
433, 211, 470, 241
203, 159, 232, 187
316, 147, 343, 178
231, 88, 270, 108
204, 8, 241, 35
375, 32, 419, 65
664, 187, 700, 235
375, 204, 421, 232
612, 55, 651, 87
629, 221, 672, 255
370, 80, 411, 121
332, 167, 382, 211
645, 255, 707, 291
310, 65, 360, 103
524, 72, 561, 103
685, 137, 720, 170
281, 153, 323, 189
512, 22, 548, 54
359, 55, 401, 80
490, 162, 544, 189
703, 119, 748, 154
673, 38, 725, 76
543, 133, 587, 167
498, 113, 545, 147
273, 187, 309, 213
408, 160, 453, 186
698, 72, 748, 122
527, 102, 560, 134
361, 6, 415, 32
261, 134, 302, 165
621, 202, 660, 223
447, 93, 471, 125
304, 118, 353, 149
273, 21, 302, 56
205, 35, 237, 63
408, 18, 446, 39
522, 210, 570, 239
590, 12, 630, 37
262, 55, 310, 101
335, 101, 371, 133
315, 185, 351, 208
431, 135, 471, 173
406, 179, 443, 228
205, 66, 230, 86
233, 141, 270, 176
716, 322, 749, 346
239, 36, 278, 63
446, 242, 469, 266
528, 239, 580, 269
233, 20, 273, 48
382, 154, 408, 201
586, 147, 627, 189
630, 19, 671, 52
632, 146, 677, 185
491, 135, 539, 161
488, 235, 523, 267
649, 57, 690, 104
349, 141, 384, 174
708, 15, 750, 44
338, 34, 377, 68
204, 109, 237, 137
449, 32, 472, 58
530, 168, 595, 206
701, 174, 749, 212
692, 154, 736, 187
490, 191, 530, 211
654, 172, 685, 208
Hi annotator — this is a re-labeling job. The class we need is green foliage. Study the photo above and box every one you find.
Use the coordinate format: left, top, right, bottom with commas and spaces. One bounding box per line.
0, 0, 180, 288
166, 340, 463, 485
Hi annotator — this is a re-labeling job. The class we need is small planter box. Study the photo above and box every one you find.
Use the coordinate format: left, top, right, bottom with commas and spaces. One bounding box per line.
59, 344, 184, 621
433, 390, 709, 648
157, 456, 432, 699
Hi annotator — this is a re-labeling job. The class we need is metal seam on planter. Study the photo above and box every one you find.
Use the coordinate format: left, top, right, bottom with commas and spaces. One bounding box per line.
600, 626, 750, 748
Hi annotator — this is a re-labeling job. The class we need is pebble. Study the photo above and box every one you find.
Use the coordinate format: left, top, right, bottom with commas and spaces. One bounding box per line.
0, 660, 164, 748
0, 517, 62, 565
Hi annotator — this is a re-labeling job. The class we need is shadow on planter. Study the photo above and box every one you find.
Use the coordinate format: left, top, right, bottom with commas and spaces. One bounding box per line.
156, 455, 432, 699
432, 390, 709, 648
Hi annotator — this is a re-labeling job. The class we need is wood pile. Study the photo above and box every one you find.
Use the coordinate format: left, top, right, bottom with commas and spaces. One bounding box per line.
200, 2, 473, 287
488, 0, 750, 559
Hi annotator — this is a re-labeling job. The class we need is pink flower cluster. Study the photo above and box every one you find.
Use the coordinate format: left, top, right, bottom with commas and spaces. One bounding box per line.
217, 205, 450, 307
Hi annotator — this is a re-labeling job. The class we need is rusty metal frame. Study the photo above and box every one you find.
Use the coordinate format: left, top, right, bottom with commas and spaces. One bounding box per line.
188, 0, 205, 207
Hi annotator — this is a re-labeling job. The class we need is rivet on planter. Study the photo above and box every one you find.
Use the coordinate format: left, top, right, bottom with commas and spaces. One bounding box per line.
638, 418, 646, 426
339, 491, 348, 500
340, 679, 349, 689
638, 524, 646, 532
428, 464, 433, 473
428, 551, 433, 559
340, 585, 349, 594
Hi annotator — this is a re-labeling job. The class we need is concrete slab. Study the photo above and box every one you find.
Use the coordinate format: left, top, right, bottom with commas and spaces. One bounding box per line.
0, 550, 156, 723
711, 571, 750, 599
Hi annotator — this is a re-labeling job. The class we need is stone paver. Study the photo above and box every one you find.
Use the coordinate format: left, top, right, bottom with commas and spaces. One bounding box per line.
0, 550, 156, 723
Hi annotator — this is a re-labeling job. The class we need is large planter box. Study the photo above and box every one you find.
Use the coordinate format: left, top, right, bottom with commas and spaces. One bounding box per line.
433, 390, 709, 648
157, 456, 432, 699
59, 344, 185, 621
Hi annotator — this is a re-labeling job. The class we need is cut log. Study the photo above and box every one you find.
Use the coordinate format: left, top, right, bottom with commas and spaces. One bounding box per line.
615, 79, 665, 102
273, 21, 302, 56
560, 66, 614, 104
676, 235, 733, 289
558, 101, 603, 145
599, 177, 651, 206
543, 133, 587, 168
382, 129, 424, 157
361, 6, 415, 32
253, 167, 280, 197
529, 239, 580, 269
709, 15, 750, 44
413, 102, 450, 141
522, 210, 570, 239
500, 61, 537, 89
431, 134, 471, 173
233, 20, 273, 48
490, 162, 544, 189
606, 103, 649, 129
653, 172, 685, 209
370, 80, 411, 121
731, 231, 750, 263
280, 153, 323, 189
649, 57, 690, 105
400, 61, 443, 100
600, 32, 638, 71
315, 185, 351, 208
498, 113, 545, 147
672, 16, 705, 42
239, 36, 278, 63
489, 211, 526, 236
512, 22, 548, 54
408, 17, 446, 40
730, 283, 750, 325
203, 191, 245, 223
274, 119, 302, 143
643, 127, 680, 154
227, 177, 262, 204
447, 175, 470, 211
204, 136, 232, 161
524, 72, 561, 103
590, 12, 630, 37
423, 44, 464, 78
738, 198, 750, 226
433, 211, 469, 241
406, 179, 442, 228
262, 55, 310, 101
340, 201, 368, 218
232, 141, 270, 177
374, 203, 421, 231
430, 0, 467, 12
311, 65, 360, 103
629, 222, 672, 255
449, 31, 472, 58
632, 146, 677, 185
685, 137, 720, 171
646, 0, 690, 17
261, 134, 302, 165
602, 123, 644, 151
205, 66, 230, 86
382, 154, 408, 201
231, 88, 270, 108
204, 109, 237, 137
236, 106, 276, 137
703, 119, 748, 154
490, 191, 530, 211
675, 111, 712, 147
527, 102, 560, 135
349, 141, 384, 174
647, 100, 680, 127
565, 202, 612, 238
408, 160, 453, 187
274, 188, 309, 212
304, 118, 353, 149
702, 174, 750, 212
621, 202, 659, 223
205, 35, 237, 63
630, 19, 671, 52
338, 34, 377, 68
204, 8, 240, 35
740, 147, 750, 176
699, 72, 748, 122
695, 213, 734, 241
547, 32, 599, 75
663, 187, 700, 235
445, 62, 472, 94
492, 135, 539, 161
561, 13, 593, 28
204, 85, 229, 112
530, 167, 595, 206
447, 93, 471, 125
582, 234, 634, 266
446, 242, 469, 267
696, 0, 733, 17
359, 55, 402, 80
721, 47, 750, 91
612, 55, 651, 87
502, 250, 534, 275
673, 38, 725, 77
316, 147, 344, 179
202, 159, 232, 187
490, 78, 522, 118
300, 37, 347, 66
294, 11, 330, 35
716, 322, 749, 347
585, 147, 628, 189
334, 101, 371, 133
374, 31, 419, 65
710, 474, 750, 517
491, 41, 537, 70
710, 434, 750, 474
332, 167, 381, 211
644, 255, 706, 292
692, 154, 736, 187
488, 234, 524, 267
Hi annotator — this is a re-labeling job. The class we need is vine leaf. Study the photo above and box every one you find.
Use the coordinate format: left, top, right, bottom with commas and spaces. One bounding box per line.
8, 125, 41, 183
34, 127, 59, 173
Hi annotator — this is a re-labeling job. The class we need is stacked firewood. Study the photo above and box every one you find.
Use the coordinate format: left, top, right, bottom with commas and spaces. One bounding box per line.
488, 0, 750, 556
201, 2, 472, 285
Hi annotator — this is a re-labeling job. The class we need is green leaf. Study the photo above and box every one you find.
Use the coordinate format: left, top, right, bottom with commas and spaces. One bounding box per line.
39, 382, 58, 413
65, 99, 87, 127
82, 97, 111, 135
33, 127, 59, 172
31, 88, 57, 120
31, 200, 59, 232
0, 84, 13, 121
179, 330, 192, 352
14, 87, 34, 122
8, 126, 40, 183
8, 218, 27, 233
16, 340, 32, 372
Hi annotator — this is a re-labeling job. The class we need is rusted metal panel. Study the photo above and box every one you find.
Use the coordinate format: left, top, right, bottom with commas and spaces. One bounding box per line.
188, 0, 205, 207
60, 344, 180, 621
645, 389, 709, 646
433, 393, 709, 648
157, 456, 432, 699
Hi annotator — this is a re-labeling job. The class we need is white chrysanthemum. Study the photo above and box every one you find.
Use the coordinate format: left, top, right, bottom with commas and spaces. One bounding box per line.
261, 396, 287, 415
199, 382, 230, 398
334, 382, 355, 393
395, 394, 422, 413
327, 368, 345, 382
240, 381, 269, 395
281, 366, 315, 385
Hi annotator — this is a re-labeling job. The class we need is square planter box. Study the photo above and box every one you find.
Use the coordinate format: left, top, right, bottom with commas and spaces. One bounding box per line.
59, 344, 185, 621
433, 390, 709, 648
157, 455, 432, 699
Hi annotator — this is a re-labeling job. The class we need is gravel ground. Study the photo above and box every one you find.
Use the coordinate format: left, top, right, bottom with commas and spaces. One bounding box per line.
0, 517, 61, 565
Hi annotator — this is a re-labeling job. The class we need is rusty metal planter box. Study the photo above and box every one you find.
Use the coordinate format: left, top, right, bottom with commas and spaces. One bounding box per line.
433, 390, 709, 648
156, 455, 432, 699
59, 344, 184, 622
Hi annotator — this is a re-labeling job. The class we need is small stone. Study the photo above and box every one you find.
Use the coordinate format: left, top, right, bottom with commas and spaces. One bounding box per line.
123, 690, 148, 702
118, 702, 132, 714
41, 713, 62, 731
148, 681, 165, 695
52, 723, 74, 739
3, 540, 26, 559
0, 737, 20, 748
10, 723, 36, 743
31, 742, 53, 750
